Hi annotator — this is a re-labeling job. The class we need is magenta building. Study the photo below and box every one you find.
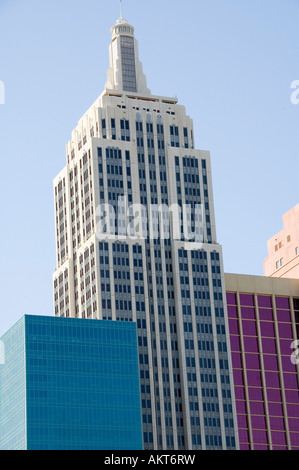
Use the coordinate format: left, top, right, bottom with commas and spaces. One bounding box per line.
225, 273, 299, 450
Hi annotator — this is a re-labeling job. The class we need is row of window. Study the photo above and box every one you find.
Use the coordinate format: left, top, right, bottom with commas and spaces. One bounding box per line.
98, 120, 191, 148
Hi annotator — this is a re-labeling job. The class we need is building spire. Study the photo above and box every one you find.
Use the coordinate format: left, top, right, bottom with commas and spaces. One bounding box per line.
105, 10, 151, 95
117, 0, 127, 24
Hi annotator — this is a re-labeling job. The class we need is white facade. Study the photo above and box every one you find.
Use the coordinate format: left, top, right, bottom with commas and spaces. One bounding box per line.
53, 15, 238, 450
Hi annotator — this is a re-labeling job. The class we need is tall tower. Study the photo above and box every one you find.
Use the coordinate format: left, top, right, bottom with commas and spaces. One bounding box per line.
53, 13, 239, 450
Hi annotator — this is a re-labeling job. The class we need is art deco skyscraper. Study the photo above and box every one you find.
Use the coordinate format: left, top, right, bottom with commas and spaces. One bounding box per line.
53, 13, 238, 450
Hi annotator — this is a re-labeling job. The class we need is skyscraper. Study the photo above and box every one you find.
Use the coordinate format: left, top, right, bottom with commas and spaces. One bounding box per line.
53, 13, 238, 450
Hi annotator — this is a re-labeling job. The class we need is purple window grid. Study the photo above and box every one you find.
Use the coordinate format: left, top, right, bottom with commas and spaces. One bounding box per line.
281, 355, 298, 373
236, 400, 246, 414
269, 417, 285, 431
237, 413, 248, 428
278, 322, 293, 339
245, 354, 261, 370
264, 371, 281, 388
239, 294, 254, 307
268, 402, 283, 417
235, 387, 246, 400
238, 429, 249, 443
230, 335, 241, 351
288, 419, 299, 432
228, 291, 299, 449
250, 401, 265, 415
262, 338, 277, 354
271, 431, 286, 445
258, 296, 272, 308
290, 432, 299, 446
267, 388, 282, 402
228, 319, 239, 336
233, 370, 244, 386
260, 321, 275, 337
231, 352, 242, 368
258, 308, 273, 321
246, 370, 262, 387
240, 307, 256, 320
248, 387, 264, 401
285, 389, 299, 403
252, 430, 268, 444
283, 373, 299, 389
275, 297, 290, 310
251, 415, 266, 430
279, 339, 294, 355
240, 444, 250, 450
263, 354, 279, 371
227, 305, 238, 318
242, 320, 257, 336
226, 292, 237, 305
287, 404, 299, 418
276, 309, 291, 323
243, 336, 259, 353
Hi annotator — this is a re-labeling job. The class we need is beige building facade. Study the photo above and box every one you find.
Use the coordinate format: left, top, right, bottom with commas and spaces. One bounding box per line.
52, 14, 239, 451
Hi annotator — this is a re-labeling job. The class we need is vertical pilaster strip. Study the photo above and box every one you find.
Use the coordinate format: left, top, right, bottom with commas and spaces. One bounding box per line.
236, 291, 253, 449
188, 250, 206, 450
253, 294, 272, 449
206, 249, 226, 450
272, 294, 291, 450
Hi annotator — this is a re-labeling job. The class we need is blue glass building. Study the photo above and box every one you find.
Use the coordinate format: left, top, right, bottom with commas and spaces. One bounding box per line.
0, 315, 143, 450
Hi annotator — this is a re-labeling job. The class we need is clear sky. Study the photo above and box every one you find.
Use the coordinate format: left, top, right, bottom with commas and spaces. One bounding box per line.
0, 0, 298, 336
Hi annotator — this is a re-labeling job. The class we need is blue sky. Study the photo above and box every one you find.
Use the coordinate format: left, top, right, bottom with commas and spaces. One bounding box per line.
0, 0, 298, 336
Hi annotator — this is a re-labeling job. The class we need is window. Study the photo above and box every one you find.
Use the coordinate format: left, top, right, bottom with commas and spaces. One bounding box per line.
120, 36, 137, 92
183, 127, 189, 148
170, 125, 179, 147
101, 119, 106, 139
111, 119, 116, 140
120, 119, 130, 141
296, 247, 299, 256
280, 258, 284, 267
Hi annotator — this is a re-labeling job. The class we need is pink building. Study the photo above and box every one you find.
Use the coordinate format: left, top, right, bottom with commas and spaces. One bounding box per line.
264, 204, 299, 279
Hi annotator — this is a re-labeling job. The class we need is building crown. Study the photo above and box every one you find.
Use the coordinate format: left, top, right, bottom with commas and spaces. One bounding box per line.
105, 12, 150, 95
